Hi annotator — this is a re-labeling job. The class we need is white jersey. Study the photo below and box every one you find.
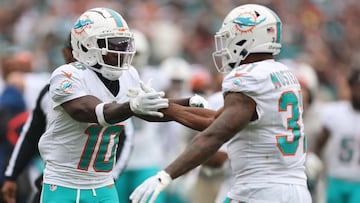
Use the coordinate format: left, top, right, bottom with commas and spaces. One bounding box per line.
320, 100, 360, 181
222, 59, 307, 200
24, 72, 50, 110
38, 62, 138, 189
125, 66, 168, 170
207, 91, 224, 111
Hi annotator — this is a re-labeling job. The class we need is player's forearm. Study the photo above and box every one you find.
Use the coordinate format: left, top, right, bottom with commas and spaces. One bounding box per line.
62, 96, 134, 124
203, 151, 228, 168
164, 98, 251, 179
313, 127, 330, 157
169, 98, 190, 106
133, 98, 203, 123
161, 103, 216, 131
103, 102, 134, 124
164, 130, 223, 179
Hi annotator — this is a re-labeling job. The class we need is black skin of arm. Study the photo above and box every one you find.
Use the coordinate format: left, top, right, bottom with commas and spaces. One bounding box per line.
61, 95, 134, 124
61, 96, 192, 124
313, 126, 330, 157
159, 103, 219, 130
203, 151, 228, 168
161, 92, 257, 179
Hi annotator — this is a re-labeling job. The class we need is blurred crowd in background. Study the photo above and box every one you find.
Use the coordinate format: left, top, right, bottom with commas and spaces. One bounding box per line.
0, 0, 360, 203
1, 0, 360, 100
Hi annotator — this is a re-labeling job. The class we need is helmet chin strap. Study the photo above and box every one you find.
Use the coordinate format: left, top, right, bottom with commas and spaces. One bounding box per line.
101, 67, 123, 81
88, 64, 123, 81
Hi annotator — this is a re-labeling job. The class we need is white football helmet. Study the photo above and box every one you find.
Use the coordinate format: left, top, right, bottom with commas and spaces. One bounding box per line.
160, 57, 191, 82
71, 7, 135, 80
132, 29, 150, 68
212, 4, 282, 73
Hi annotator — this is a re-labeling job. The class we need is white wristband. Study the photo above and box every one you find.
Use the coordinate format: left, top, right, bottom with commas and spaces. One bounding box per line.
157, 170, 172, 186
95, 102, 111, 126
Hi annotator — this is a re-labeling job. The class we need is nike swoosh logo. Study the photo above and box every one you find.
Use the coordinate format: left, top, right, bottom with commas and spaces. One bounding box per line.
62, 70, 72, 78
234, 72, 245, 77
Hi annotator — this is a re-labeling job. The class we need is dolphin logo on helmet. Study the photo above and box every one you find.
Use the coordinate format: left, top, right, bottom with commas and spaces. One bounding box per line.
73, 19, 94, 29
73, 16, 94, 35
233, 13, 266, 33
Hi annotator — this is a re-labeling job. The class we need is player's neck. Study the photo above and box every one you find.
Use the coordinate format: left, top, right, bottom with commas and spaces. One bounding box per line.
95, 71, 120, 96
240, 53, 273, 65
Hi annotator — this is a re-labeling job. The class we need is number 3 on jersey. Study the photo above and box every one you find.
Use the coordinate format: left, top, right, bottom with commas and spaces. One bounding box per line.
277, 91, 306, 156
78, 124, 123, 171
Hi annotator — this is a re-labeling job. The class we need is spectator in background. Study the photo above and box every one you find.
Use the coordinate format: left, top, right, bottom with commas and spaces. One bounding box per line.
1, 33, 75, 203
0, 52, 30, 203
0, 79, 27, 188
0, 50, 49, 111
189, 66, 212, 97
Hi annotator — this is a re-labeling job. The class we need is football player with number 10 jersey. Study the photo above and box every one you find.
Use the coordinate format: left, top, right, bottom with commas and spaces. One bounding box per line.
38, 7, 170, 203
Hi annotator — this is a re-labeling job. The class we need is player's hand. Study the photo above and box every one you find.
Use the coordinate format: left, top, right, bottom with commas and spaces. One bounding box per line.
189, 94, 208, 108
127, 80, 168, 117
140, 79, 155, 93
1, 180, 17, 203
305, 152, 323, 180
130, 170, 172, 203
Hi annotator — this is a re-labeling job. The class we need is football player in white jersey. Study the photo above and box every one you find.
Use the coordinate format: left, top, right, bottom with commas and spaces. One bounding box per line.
313, 69, 360, 203
37, 8, 170, 203
130, 4, 312, 203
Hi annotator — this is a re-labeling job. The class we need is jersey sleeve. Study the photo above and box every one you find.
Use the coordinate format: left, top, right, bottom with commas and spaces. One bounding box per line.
4, 84, 49, 180
222, 68, 267, 95
221, 66, 270, 124
49, 64, 88, 108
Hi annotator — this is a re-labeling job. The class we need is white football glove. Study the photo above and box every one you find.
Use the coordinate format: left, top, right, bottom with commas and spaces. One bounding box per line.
127, 80, 168, 117
130, 170, 172, 203
189, 94, 208, 108
140, 79, 156, 93
305, 152, 324, 180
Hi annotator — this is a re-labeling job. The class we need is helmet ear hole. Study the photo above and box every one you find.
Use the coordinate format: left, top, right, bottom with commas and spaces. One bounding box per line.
81, 44, 88, 52
236, 40, 247, 46
240, 49, 248, 57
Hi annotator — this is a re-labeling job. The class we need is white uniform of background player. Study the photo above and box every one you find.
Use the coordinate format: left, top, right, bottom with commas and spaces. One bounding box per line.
320, 101, 360, 180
